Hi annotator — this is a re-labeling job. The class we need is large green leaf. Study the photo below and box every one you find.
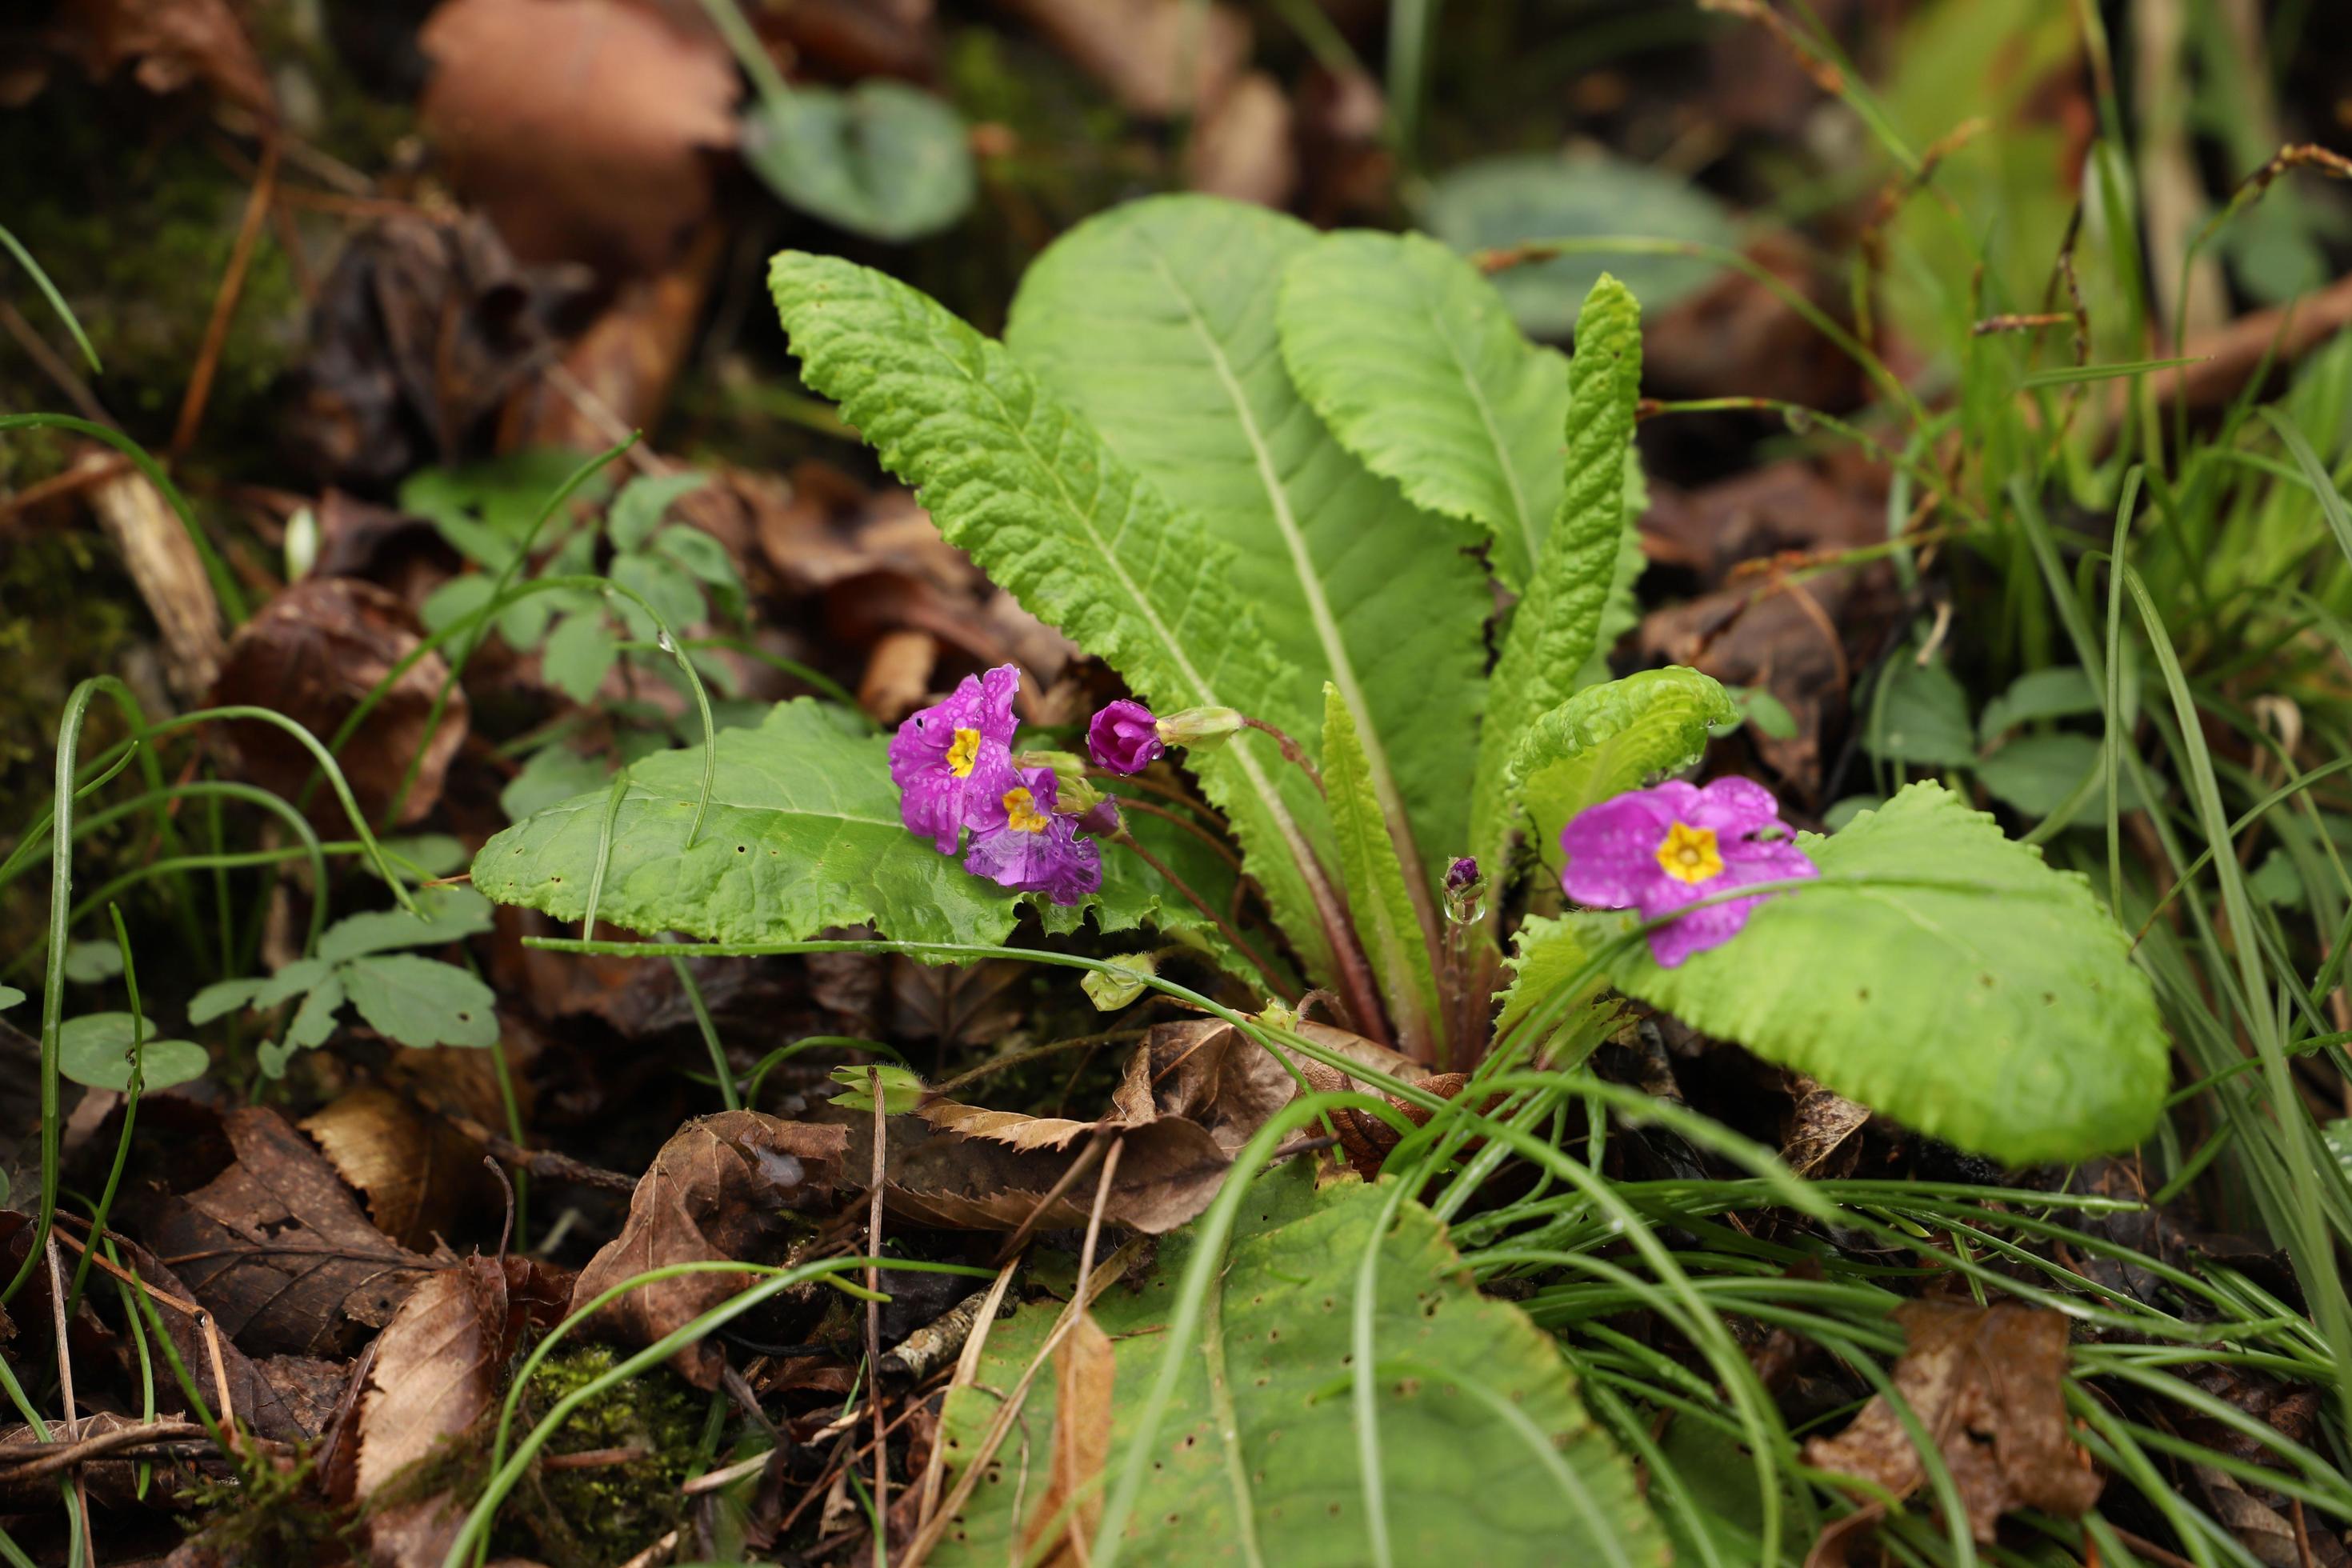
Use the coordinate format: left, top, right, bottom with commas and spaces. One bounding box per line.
1509, 667, 1735, 879
1609, 782, 2169, 1165
742, 81, 974, 243
1322, 685, 1442, 1059
474, 700, 1234, 955
935, 1166, 1659, 1566
1470, 275, 1646, 874
1422, 152, 1735, 338
1278, 230, 1566, 590
1005, 196, 1490, 924
767, 250, 1340, 980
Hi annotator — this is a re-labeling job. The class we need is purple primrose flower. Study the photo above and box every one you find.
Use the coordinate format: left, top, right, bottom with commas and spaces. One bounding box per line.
1086, 699, 1164, 774
962, 763, 1103, 906
889, 664, 1022, 853
1558, 778, 1816, 968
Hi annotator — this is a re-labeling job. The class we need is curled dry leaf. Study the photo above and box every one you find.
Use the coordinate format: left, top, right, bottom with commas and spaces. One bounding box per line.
1803, 1299, 2102, 1543
284, 216, 595, 493
419, 0, 739, 274
124, 1105, 440, 1357
210, 577, 470, 828
301, 1071, 503, 1252
569, 1111, 847, 1390
1782, 1077, 1871, 1180
1026, 1312, 1114, 1567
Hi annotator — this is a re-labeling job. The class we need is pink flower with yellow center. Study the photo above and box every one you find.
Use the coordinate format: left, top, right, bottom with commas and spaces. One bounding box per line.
888, 664, 1022, 853
962, 763, 1102, 906
1558, 778, 1816, 967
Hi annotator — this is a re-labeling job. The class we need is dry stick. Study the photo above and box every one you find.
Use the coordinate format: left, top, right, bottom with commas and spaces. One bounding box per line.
0, 454, 129, 526
0, 1420, 210, 1483
1110, 830, 1293, 1002
992, 1130, 1114, 1266
46, 1230, 201, 1316
198, 1312, 239, 1458
46, 1237, 94, 1565
170, 130, 280, 461
866, 1066, 890, 1548
0, 298, 112, 426
1109, 794, 1244, 874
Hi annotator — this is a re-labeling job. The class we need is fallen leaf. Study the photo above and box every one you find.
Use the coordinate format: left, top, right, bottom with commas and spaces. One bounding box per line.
350, 1256, 518, 1568
210, 578, 470, 828
284, 215, 595, 493
756, 0, 936, 79
38, 0, 274, 113
859, 628, 939, 724
301, 1074, 501, 1253
890, 957, 1026, 1050
79, 448, 226, 698
123, 1105, 440, 1356
1803, 1299, 2102, 1543
994, 0, 1250, 118
1182, 70, 1295, 209
570, 1111, 847, 1389
1024, 1312, 1114, 1566
419, 0, 740, 274
251, 1353, 352, 1439
1782, 1078, 1870, 1180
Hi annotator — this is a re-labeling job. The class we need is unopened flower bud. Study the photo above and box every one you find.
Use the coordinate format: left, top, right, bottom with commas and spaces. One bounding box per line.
1155, 706, 1246, 750
1075, 798, 1122, 838
1086, 699, 1164, 774
1444, 855, 1486, 926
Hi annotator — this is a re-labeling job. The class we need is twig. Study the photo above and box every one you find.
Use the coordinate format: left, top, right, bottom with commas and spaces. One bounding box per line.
0, 454, 130, 526
1110, 830, 1294, 1002
910, 1260, 1021, 1545
486, 1154, 516, 1262
0, 1420, 210, 1483
46, 1237, 94, 1562
1240, 716, 1322, 793
0, 298, 113, 426
170, 131, 280, 459
45, 1229, 201, 1315
866, 1066, 890, 1549
541, 1444, 650, 1471
198, 1312, 238, 1457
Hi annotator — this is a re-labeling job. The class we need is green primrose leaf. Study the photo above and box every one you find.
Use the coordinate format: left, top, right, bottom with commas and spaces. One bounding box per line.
342, 954, 498, 1050
828, 1062, 927, 1113
608, 471, 709, 552
934, 1166, 1661, 1564
318, 886, 495, 966
58, 1014, 209, 1092
1608, 781, 2170, 1165
1010, 196, 1489, 918
1494, 915, 1620, 1066
742, 81, 975, 243
1322, 683, 1445, 1059
1508, 666, 1736, 879
767, 249, 1331, 979
1471, 273, 1648, 874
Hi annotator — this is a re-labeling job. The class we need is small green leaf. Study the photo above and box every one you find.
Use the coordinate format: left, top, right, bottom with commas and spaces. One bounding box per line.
1612, 782, 2169, 1165
342, 954, 498, 1049
936, 1166, 1660, 1563
1974, 733, 2142, 825
1866, 657, 1975, 767
743, 81, 974, 242
1977, 666, 2101, 744
1471, 274, 1646, 874
318, 887, 494, 966
608, 471, 709, 552
650, 524, 740, 590
63, 939, 124, 985
58, 1014, 209, 1092
254, 957, 333, 1010
189, 977, 265, 1025
0, 985, 22, 1012
382, 834, 471, 879
1423, 151, 1736, 336
611, 553, 702, 641
1082, 954, 1158, 1011
501, 744, 614, 824
2251, 849, 2306, 910
1731, 686, 1799, 741
1508, 666, 1735, 878
421, 572, 497, 637
830, 1062, 927, 1113
286, 973, 345, 1052
1322, 683, 1445, 1058
542, 613, 618, 706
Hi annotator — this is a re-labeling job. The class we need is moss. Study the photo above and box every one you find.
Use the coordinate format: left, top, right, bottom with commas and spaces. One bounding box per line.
493, 1344, 707, 1568
177, 1444, 341, 1567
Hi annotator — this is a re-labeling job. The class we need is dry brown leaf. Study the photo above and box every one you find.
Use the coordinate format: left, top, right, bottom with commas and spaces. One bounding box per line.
419, 0, 740, 274
1782, 1079, 1870, 1180
0, 1410, 209, 1510
994, 0, 1250, 118
860, 629, 940, 725
757, 0, 937, 79
252, 1353, 354, 1440
87, 1228, 319, 1443
1183, 70, 1296, 209
210, 578, 470, 828
285, 215, 594, 493
351, 1256, 517, 1568
79, 448, 225, 698
1026, 1312, 1114, 1566
918, 1099, 1098, 1153
890, 957, 1026, 1049
570, 1111, 847, 1389
38, 0, 273, 112
1803, 1299, 2102, 1543
125, 1105, 440, 1357
302, 1080, 498, 1253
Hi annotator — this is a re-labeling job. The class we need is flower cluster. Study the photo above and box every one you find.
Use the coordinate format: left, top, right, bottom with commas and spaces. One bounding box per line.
890, 665, 1106, 904
1559, 778, 1816, 967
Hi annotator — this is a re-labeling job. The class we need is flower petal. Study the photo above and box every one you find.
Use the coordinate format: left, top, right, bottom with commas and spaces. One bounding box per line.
1559, 790, 1674, 910
1686, 776, 1782, 834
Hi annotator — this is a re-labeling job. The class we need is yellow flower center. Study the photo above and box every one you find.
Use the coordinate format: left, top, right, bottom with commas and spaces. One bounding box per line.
946, 727, 982, 778
1002, 786, 1050, 834
1655, 821, 1723, 885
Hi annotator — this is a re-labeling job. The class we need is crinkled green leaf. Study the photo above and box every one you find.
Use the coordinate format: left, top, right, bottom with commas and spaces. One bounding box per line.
1423, 152, 1735, 337
1322, 683, 1443, 1058
318, 886, 494, 966
1278, 229, 1566, 590
1008, 197, 1488, 931
58, 1014, 208, 1092
1472, 275, 1646, 872
1493, 914, 1619, 1064
342, 954, 498, 1050
542, 613, 618, 706
1509, 667, 1735, 879
767, 250, 1335, 980
744, 81, 974, 242
1612, 782, 2169, 1165
937, 1166, 1660, 1565
1082, 953, 1158, 1011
